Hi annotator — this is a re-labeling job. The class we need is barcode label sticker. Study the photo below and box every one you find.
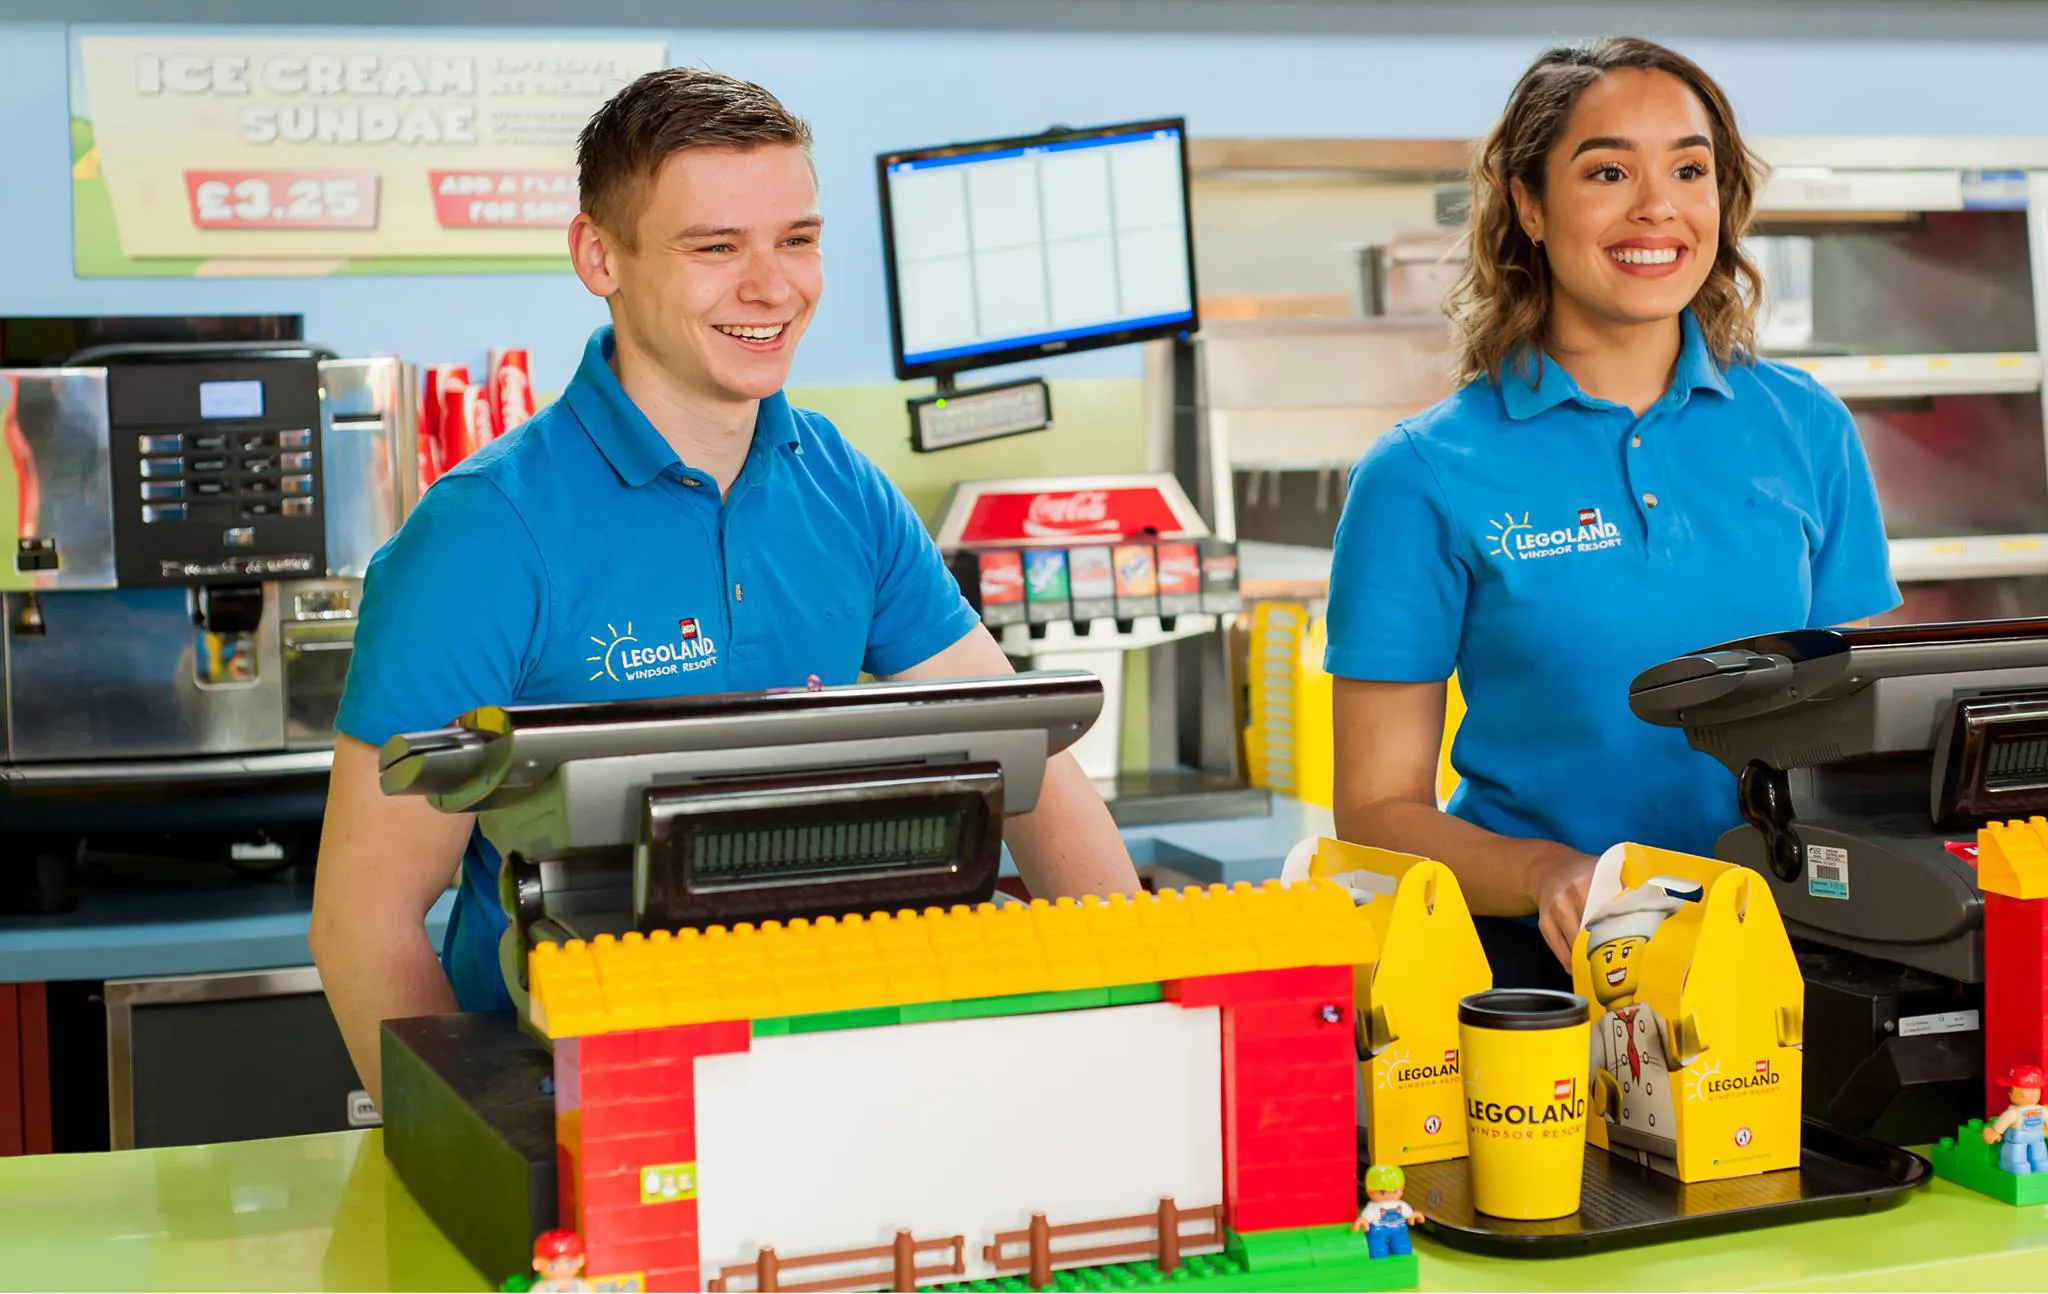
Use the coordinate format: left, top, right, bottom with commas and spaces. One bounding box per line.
1807, 845, 1850, 900
1899, 1009, 1980, 1038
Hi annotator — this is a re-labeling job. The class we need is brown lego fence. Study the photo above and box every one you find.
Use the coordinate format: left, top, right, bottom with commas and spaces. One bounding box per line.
705, 1230, 965, 1293
983, 1197, 1225, 1289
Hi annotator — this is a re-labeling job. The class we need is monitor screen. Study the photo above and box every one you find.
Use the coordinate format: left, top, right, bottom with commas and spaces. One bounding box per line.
877, 118, 1198, 380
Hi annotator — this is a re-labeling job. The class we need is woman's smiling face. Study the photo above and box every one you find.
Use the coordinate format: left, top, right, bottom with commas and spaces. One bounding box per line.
1514, 67, 1722, 336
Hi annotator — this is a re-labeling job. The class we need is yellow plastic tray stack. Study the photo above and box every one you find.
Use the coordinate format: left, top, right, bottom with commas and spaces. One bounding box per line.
1242, 603, 1334, 808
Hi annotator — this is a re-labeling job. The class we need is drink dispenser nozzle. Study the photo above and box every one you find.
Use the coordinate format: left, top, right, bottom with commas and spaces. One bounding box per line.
9, 593, 43, 638
194, 583, 264, 635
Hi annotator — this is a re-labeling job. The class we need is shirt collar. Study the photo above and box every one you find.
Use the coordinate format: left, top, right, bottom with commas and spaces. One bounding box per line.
564, 325, 803, 488
1498, 309, 1734, 422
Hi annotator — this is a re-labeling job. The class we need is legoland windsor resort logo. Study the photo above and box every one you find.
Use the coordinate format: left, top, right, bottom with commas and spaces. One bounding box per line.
1686, 1058, 1783, 1102
1487, 506, 1622, 562
1383, 1046, 1461, 1090
586, 618, 719, 684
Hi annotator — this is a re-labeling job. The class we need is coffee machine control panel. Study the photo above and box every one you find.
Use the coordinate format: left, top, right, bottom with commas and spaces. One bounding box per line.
107, 360, 328, 586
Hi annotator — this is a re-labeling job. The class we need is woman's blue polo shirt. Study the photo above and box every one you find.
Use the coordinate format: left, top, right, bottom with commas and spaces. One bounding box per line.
1324, 310, 1901, 864
336, 326, 979, 1010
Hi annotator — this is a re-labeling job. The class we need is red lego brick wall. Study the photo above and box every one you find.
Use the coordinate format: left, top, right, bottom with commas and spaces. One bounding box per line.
1986, 893, 2048, 1116
556, 1020, 749, 1291
1168, 965, 1357, 1233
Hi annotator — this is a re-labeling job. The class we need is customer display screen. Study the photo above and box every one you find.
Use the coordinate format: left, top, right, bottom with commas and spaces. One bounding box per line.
197, 379, 264, 420
689, 813, 966, 890
1935, 694, 2048, 823
878, 118, 1197, 377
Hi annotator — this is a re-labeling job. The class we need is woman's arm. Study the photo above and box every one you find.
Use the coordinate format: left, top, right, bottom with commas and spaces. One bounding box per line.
1331, 676, 1598, 966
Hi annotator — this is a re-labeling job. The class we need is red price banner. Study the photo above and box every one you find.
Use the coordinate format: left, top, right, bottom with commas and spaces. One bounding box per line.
428, 169, 578, 228
185, 170, 379, 229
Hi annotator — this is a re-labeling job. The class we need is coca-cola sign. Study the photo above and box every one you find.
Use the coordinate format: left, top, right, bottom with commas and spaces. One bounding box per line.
1026, 491, 1113, 537
958, 487, 1187, 545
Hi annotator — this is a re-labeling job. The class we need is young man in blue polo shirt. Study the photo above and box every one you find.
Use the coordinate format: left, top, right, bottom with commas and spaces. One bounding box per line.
311, 68, 1141, 1100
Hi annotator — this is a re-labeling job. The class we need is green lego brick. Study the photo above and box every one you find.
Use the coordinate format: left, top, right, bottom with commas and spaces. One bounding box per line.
787, 1005, 901, 1034
756, 984, 1160, 1037
927, 1246, 1417, 1292
946, 986, 1113, 1021
1304, 1225, 1377, 1267
1231, 1225, 1316, 1271
752, 1006, 901, 1037
1292, 1251, 1418, 1291
1932, 1120, 2048, 1205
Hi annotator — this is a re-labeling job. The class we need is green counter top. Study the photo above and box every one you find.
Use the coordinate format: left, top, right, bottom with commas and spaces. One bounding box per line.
1, 1129, 2045, 1292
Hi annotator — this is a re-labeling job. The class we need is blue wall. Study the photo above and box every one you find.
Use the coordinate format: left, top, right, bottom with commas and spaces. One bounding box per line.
8, 12, 2048, 394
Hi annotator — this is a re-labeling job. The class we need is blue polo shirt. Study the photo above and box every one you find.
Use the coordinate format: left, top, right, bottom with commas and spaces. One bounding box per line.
336, 325, 979, 1010
1325, 310, 1900, 865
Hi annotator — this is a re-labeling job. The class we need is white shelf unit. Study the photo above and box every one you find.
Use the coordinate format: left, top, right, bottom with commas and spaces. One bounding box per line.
1753, 154, 2048, 604
1783, 352, 2045, 401
1890, 534, 2048, 583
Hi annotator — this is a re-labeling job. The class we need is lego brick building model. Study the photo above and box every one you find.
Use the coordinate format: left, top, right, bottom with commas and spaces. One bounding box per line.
520, 879, 1414, 1292
1979, 818, 2048, 1118
1934, 818, 2048, 1205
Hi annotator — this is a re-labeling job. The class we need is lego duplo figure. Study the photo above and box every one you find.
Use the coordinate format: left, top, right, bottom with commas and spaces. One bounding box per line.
1352, 1164, 1424, 1259
529, 1230, 591, 1293
1584, 886, 1686, 1162
1983, 1064, 2048, 1175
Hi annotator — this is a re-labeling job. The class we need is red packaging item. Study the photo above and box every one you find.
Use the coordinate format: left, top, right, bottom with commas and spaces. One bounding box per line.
437, 378, 477, 472
461, 384, 495, 461
420, 363, 469, 488
488, 347, 535, 436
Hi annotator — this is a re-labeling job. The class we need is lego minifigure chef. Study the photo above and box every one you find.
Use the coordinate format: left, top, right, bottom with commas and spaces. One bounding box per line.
1584, 885, 1686, 1161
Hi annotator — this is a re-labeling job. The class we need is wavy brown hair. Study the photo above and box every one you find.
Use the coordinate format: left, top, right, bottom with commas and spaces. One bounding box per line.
1446, 37, 1768, 385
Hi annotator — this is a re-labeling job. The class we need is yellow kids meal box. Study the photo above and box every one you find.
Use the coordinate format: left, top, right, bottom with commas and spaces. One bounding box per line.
1284, 837, 1492, 1167
1572, 841, 1804, 1183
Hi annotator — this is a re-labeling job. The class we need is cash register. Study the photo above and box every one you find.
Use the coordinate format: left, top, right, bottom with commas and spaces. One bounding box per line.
1630, 617, 2048, 1144
377, 671, 1104, 1266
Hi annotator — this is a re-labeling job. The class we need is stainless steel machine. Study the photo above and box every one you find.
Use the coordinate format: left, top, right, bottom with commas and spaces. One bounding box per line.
0, 316, 414, 908
1630, 618, 2048, 1144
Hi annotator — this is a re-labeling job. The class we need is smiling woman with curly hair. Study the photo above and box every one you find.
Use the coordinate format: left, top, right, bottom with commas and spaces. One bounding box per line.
1321, 37, 1900, 988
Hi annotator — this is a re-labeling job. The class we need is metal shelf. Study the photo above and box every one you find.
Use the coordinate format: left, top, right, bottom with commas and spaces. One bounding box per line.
1774, 352, 2043, 400
995, 613, 1233, 657
1891, 534, 2048, 582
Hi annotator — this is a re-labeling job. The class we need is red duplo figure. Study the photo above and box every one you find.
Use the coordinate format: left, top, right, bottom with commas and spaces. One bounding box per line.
1983, 1064, 2048, 1176
530, 1229, 592, 1292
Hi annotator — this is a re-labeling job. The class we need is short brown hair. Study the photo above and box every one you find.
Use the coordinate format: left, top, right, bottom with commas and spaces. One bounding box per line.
576, 67, 813, 246
1445, 37, 1768, 385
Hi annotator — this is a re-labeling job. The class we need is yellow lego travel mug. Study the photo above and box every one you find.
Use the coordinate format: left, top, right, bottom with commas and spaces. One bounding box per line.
1458, 989, 1592, 1220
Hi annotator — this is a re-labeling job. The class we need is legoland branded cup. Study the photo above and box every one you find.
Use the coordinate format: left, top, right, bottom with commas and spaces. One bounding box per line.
1458, 989, 1591, 1220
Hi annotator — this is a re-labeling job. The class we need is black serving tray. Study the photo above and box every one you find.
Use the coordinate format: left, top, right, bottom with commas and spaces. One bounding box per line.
1383, 1120, 1928, 1256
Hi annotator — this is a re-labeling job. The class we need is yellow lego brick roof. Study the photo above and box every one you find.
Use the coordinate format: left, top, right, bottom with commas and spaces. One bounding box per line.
528, 879, 1370, 1039
1980, 818, 2048, 900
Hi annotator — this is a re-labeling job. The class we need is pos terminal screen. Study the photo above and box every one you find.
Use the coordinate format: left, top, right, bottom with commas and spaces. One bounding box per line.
878, 118, 1198, 378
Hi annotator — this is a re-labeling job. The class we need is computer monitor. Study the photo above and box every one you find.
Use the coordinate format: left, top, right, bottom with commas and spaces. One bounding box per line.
877, 117, 1199, 381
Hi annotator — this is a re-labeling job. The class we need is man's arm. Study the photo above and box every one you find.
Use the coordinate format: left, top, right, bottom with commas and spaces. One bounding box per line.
887, 625, 1141, 899
310, 737, 475, 1107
